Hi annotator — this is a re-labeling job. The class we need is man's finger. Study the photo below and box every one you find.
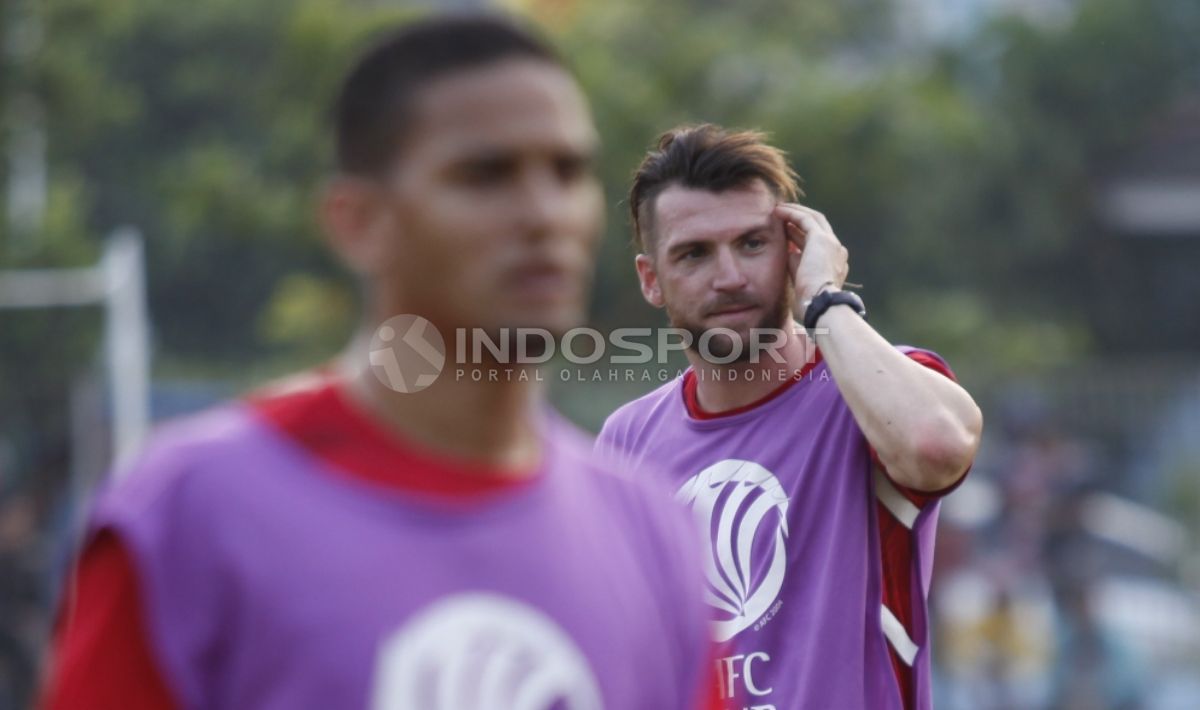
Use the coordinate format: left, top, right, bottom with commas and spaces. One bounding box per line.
797, 204, 834, 235
785, 220, 808, 250
775, 203, 835, 237
782, 210, 824, 242
773, 203, 808, 221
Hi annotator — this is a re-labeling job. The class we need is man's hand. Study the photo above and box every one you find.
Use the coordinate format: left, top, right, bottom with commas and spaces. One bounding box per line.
774, 203, 849, 305
775, 201, 983, 491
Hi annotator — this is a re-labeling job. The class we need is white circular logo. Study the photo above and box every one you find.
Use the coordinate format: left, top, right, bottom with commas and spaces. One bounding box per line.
369, 314, 446, 394
676, 460, 790, 642
369, 594, 604, 710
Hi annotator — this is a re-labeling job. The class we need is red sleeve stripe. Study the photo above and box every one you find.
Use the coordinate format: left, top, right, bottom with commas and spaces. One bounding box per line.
872, 348, 962, 710
41, 531, 178, 709
880, 604, 919, 666
876, 465, 924, 708
905, 350, 956, 382
873, 466, 920, 530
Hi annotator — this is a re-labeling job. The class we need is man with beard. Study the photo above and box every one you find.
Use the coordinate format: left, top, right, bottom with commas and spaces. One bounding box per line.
596, 124, 983, 710
42, 17, 716, 710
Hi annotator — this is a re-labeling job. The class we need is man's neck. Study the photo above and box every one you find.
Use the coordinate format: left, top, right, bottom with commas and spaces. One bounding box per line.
337, 330, 543, 475
685, 324, 813, 414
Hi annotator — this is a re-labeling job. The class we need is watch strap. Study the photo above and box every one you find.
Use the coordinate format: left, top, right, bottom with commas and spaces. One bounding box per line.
803, 289, 867, 331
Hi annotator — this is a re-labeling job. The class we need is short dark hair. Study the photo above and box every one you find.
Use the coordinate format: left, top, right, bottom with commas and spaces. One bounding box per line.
629, 124, 802, 252
334, 14, 562, 176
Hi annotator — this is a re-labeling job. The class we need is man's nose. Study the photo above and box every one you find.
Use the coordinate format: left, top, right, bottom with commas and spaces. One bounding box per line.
516, 166, 569, 238
712, 247, 748, 291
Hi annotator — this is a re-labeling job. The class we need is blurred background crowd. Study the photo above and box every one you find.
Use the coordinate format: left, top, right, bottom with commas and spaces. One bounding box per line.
1, 0, 1198, 708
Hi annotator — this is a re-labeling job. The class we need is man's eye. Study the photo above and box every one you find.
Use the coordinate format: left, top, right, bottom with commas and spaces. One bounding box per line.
460, 161, 512, 185
680, 247, 706, 261
555, 156, 591, 183
745, 237, 765, 249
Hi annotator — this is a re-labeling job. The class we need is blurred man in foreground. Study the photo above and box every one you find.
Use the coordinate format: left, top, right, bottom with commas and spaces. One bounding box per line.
43, 16, 714, 709
598, 125, 983, 709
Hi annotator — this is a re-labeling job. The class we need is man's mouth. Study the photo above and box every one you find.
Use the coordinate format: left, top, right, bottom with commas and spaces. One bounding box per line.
506, 261, 576, 300
708, 304, 757, 317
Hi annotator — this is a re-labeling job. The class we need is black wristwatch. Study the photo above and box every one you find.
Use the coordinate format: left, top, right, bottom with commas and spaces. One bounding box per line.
802, 289, 867, 331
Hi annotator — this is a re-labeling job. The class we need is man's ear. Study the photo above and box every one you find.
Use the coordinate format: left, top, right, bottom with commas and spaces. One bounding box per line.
634, 253, 665, 308
319, 176, 394, 276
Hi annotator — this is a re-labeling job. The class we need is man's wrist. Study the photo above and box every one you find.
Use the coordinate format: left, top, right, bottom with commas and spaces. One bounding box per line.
802, 288, 866, 331
810, 301, 852, 331
799, 280, 840, 307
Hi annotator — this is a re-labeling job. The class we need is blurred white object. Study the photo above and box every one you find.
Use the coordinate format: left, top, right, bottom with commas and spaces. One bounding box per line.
1080, 492, 1190, 564
0, 229, 151, 471
940, 473, 1003, 528
1094, 576, 1200, 709
1094, 576, 1200, 665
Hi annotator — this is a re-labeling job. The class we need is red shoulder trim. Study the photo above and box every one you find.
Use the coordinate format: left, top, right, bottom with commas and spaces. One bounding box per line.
247, 372, 535, 497
872, 351, 968, 506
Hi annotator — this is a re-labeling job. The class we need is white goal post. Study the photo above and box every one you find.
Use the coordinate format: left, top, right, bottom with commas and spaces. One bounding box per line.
0, 227, 150, 473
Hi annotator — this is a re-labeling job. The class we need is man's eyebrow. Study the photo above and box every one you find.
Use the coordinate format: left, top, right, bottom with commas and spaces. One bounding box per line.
449, 148, 518, 165
553, 144, 598, 163
450, 142, 597, 165
736, 225, 772, 241
666, 238, 709, 257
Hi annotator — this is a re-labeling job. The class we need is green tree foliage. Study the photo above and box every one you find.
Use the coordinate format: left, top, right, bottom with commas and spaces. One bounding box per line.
562, 0, 1199, 377
2, 0, 1197, 386
8, 0, 421, 376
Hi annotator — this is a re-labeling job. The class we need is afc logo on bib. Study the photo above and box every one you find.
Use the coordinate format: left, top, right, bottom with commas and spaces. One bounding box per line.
370, 593, 603, 710
675, 459, 789, 642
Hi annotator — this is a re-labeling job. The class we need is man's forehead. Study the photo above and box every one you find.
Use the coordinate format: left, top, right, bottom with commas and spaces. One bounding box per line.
655, 183, 776, 244
406, 59, 596, 158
